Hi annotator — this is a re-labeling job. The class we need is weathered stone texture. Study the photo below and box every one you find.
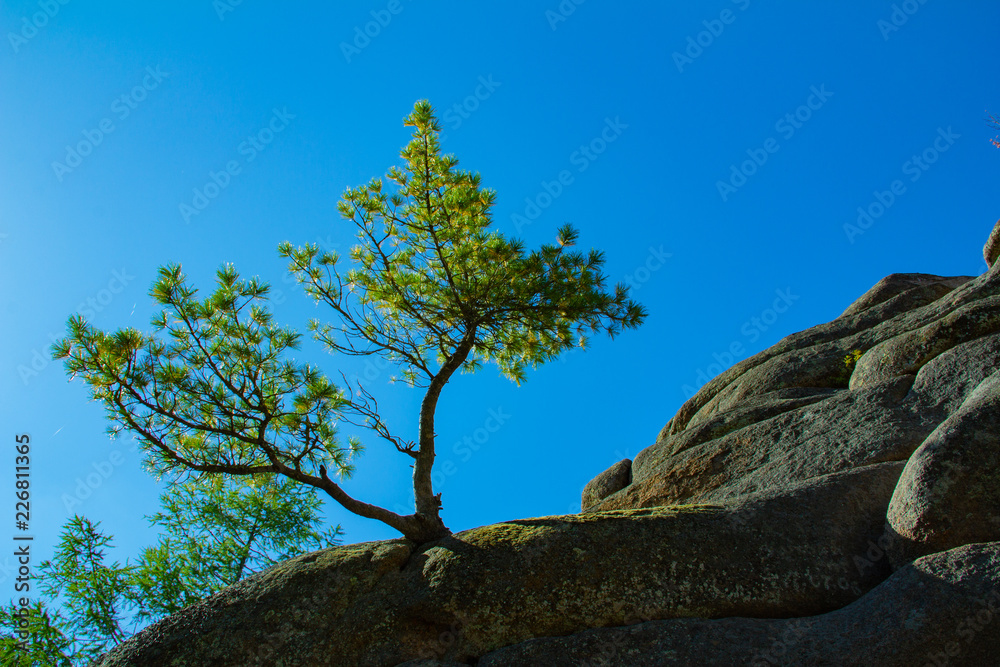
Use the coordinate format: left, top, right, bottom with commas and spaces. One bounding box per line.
100, 227, 1000, 666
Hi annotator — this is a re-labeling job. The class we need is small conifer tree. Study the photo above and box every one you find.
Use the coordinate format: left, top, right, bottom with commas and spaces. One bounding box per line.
55, 100, 646, 544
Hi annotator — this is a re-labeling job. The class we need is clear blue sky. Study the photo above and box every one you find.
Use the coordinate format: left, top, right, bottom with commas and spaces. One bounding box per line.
1, 1, 998, 598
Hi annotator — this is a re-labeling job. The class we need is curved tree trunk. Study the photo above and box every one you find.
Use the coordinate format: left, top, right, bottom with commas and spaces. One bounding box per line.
411, 327, 478, 541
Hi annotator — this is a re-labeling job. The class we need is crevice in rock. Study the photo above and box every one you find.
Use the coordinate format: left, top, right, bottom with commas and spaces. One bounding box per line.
666, 272, 991, 437
652, 387, 841, 463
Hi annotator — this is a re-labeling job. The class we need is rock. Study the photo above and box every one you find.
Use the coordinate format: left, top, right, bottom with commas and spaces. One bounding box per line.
651, 387, 840, 460
885, 370, 1000, 568
838, 272, 972, 319
98, 463, 902, 666
903, 331, 1000, 416
476, 541, 1000, 666
96, 539, 414, 666
580, 458, 631, 510
97, 228, 1000, 665
593, 376, 923, 511
661, 270, 985, 439
985, 218, 1000, 267
593, 267, 998, 516
850, 295, 1000, 390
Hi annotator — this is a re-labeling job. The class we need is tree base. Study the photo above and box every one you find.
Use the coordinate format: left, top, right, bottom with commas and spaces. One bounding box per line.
401, 512, 451, 544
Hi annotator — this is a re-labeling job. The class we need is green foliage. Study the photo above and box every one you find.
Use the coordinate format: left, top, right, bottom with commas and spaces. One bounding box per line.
37, 516, 132, 648
52, 263, 361, 483
833, 349, 864, 387
54, 99, 646, 544
0, 478, 341, 665
279, 99, 645, 387
0, 601, 75, 666
129, 475, 341, 621
0, 516, 129, 665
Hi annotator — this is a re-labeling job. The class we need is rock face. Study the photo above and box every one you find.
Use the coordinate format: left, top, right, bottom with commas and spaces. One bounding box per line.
580, 457, 631, 511
100, 228, 1000, 666
476, 542, 1000, 666
985, 218, 1000, 267
97, 463, 902, 666
885, 370, 1000, 568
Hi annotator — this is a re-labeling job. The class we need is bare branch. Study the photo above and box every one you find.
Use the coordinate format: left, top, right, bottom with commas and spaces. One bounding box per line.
338, 372, 417, 458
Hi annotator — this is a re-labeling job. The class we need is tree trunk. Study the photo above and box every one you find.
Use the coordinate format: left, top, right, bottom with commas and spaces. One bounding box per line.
411, 327, 477, 540
307, 465, 452, 544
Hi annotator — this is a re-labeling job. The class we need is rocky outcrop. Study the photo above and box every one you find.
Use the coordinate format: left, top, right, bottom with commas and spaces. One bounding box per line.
98, 463, 902, 666
587, 261, 998, 514
593, 375, 924, 510
100, 221, 1000, 665
580, 458, 631, 511
885, 370, 1000, 568
850, 295, 1000, 390
656, 270, 985, 442
985, 218, 1000, 267
475, 542, 1000, 666
838, 272, 972, 320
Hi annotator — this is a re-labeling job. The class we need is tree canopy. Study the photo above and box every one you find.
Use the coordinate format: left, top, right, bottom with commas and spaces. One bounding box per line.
54, 100, 646, 544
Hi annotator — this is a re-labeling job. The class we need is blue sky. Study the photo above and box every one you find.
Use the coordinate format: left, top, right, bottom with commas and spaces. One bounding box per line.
1, 0, 998, 605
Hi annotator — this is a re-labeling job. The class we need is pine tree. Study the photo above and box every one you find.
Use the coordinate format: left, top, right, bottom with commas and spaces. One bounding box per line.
54, 100, 646, 544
